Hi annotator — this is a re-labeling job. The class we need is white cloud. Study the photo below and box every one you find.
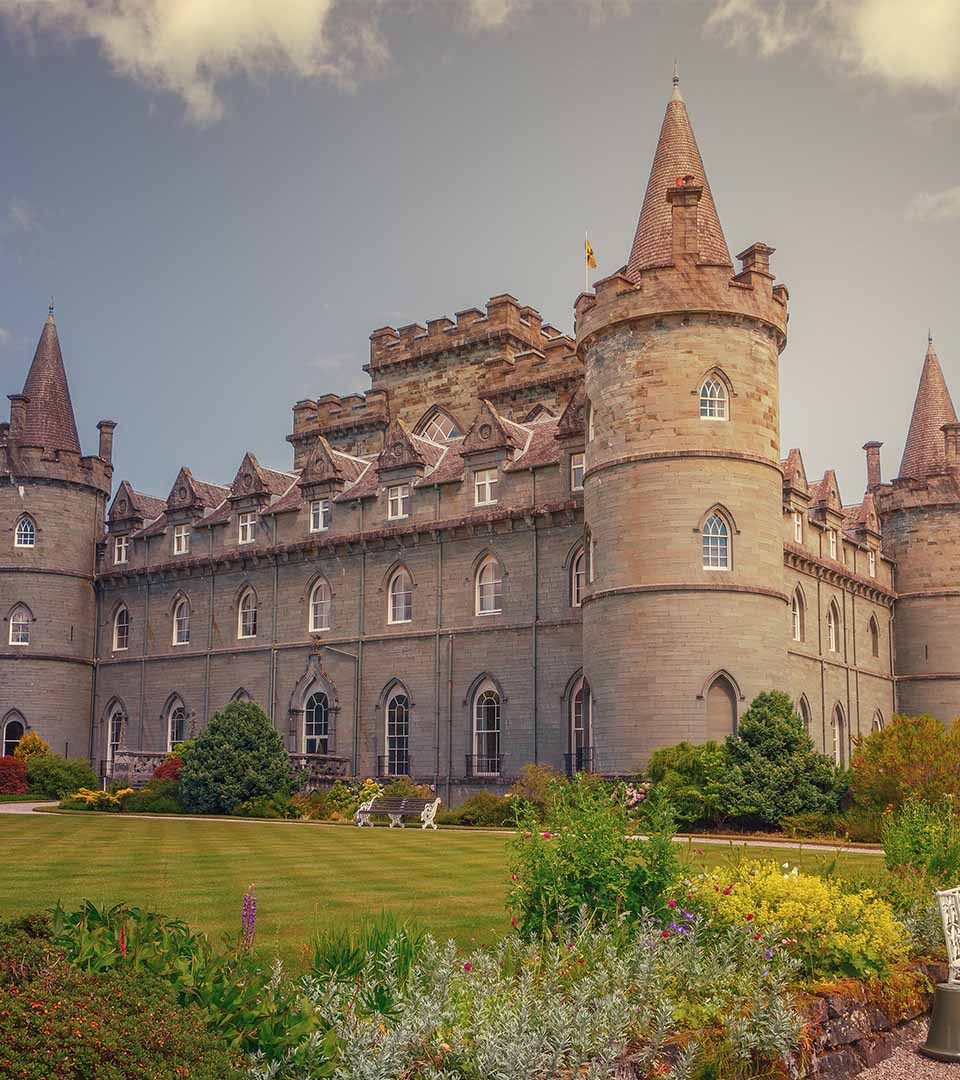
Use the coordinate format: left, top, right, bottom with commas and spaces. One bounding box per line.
905, 185, 960, 223
0, 326, 12, 347
7, 197, 36, 231
707, 0, 960, 98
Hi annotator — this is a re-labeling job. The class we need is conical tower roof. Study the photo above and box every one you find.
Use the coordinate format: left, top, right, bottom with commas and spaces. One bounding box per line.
20, 305, 81, 454
626, 71, 732, 279
898, 336, 957, 480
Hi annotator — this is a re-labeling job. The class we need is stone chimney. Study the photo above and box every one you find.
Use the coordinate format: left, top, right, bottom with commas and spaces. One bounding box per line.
8, 394, 28, 443
942, 424, 960, 471
863, 441, 883, 490
666, 175, 703, 262
97, 420, 117, 465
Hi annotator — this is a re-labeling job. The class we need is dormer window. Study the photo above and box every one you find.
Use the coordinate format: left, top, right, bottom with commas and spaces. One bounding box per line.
829, 530, 837, 560
114, 535, 129, 565
14, 516, 35, 548
869, 549, 876, 578
475, 468, 499, 507
238, 512, 257, 545
571, 452, 585, 492
793, 512, 802, 544
388, 484, 410, 521
310, 498, 331, 533
173, 523, 190, 556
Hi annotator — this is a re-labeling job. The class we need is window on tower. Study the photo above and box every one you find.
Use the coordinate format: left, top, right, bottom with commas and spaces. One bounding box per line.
699, 377, 728, 420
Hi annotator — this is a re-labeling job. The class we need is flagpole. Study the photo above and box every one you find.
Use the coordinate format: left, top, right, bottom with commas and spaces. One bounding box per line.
584, 229, 589, 295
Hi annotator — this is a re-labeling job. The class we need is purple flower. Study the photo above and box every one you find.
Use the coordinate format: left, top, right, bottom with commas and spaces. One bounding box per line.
764, 948, 774, 959
241, 884, 257, 950
682, 911, 695, 921
669, 922, 680, 932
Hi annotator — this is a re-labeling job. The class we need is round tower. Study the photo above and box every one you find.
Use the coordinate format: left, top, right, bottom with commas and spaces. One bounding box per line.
874, 336, 960, 722
575, 75, 790, 771
0, 306, 114, 762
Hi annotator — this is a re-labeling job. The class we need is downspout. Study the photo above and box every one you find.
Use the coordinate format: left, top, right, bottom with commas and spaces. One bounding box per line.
88, 556, 102, 768
204, 530, 214, 724
434, 485, 442, 790
446, 631, 454, 807
271, 516, 279, 728
354, 500, 364, 777
531, 468, 539, 763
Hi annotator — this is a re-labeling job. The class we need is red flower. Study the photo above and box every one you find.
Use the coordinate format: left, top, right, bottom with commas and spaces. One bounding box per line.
667, 899, 677, 909
463, 962, 473, 972
745, 913, 754, 922
753, 933, 763, 941
542, 832, 552, 840
510, 917, 518, 928
661, 930, 670, 939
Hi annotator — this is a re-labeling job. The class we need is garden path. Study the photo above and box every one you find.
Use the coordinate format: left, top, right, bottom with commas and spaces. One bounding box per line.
860, 1046, 958, 1077
0, 801, 57, 813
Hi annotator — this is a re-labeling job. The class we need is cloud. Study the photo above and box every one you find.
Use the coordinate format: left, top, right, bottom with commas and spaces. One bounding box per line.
905, 185, 960, 223
707, 0, 960, 99
0, 326, 12, 347
7, 197, 37, 231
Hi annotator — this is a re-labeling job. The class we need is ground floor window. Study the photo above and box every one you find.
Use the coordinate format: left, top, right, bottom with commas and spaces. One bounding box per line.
2, 715, 24, 757
473, 684, 501, 776
386, 694, 410, 776
305, 692, 329, 754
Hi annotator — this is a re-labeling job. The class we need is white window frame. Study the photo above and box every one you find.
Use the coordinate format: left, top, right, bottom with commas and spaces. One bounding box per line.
832, 706, 845, 766
309, 579, 331, 633
793, 512, 803, 544
791, 590, 804, 643
172, 598, 190, 646
113, 607, 129, 652
868, 549, 876, 578
2, 715, 25, 757
472, 682, 501, 777
387, 484, 410, 521
385, 693, 410, 776
829, 529, 837, 560
572, 547, 586, 607
388, 568, 412, 625
238, 512, 257, 545
14, 516, 36, 548
570, 452, 585, 492
107, 707, 124, 770
699, 377, 728, 420
310, 498, 331, 533
304, 691, 329, 754
474, 468, 499, 507
8, 605, 30, 646
869, 615, 880, 658
114, 534, 129, 565
419, 410, 460, 442
238, 589, 257, 639
475, 555, 503, 615
173, 523, 190, 556
827, 602, 840, 653
167, 700, 187, 752
587, 401, 594, 442
702, 512, 730, 571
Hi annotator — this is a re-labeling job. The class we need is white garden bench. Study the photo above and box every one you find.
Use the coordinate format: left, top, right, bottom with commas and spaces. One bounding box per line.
355, 795, 441, 830
920, 885, 960, 1061
939, 886, 960, 986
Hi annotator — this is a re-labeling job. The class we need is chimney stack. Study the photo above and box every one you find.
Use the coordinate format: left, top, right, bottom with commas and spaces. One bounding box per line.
8, 395, 28, 443
665, 175, 703, 262
863, 441, 883, 490
97, 420, 117, 465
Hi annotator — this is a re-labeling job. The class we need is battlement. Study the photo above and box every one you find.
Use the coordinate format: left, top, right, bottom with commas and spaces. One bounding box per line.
368, 294, 574, 371
288, 388, 389, 464
875, 471, 960, 514
0, 442, 113, 494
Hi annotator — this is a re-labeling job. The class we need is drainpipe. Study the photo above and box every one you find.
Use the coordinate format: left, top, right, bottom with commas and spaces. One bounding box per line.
354, 500, 365, 777
446, 632, 454, 806
531, 468, 538, 763
271, 515, 279, 727
434, 524, 443, 790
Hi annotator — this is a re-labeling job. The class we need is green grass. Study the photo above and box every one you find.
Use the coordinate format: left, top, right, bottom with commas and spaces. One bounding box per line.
0, 815, 884, 966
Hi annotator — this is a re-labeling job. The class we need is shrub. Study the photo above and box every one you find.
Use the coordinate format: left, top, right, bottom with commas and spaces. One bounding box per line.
25, 752, 98, 798
509, 762, 557, 820
120, 778, 184, 814
324, 780, 358, 820
882, 794, 960, 886
152, 755, 183, 781
0, 754, 28, 794
178, 701, 293, 814
382, 777, 434, 799
12, 730, 50, 764
438, 790, 514, 826
59, 787, 133, 811
780, 811, 844, 839
233, 793, 302, 819
291, 789, 330, 819
689, 859, 907, 980
646, 740, 728, 828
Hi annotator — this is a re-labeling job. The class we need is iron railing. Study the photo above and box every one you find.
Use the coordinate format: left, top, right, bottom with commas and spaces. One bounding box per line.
377, 753, 412, 779
465, 753, 503, 779
564, 747, 594, 776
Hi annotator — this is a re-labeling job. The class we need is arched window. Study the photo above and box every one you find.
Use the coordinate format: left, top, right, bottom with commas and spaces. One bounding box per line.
304, 691, 329, 754
172, 598, 190, 646
167, 698, 187, 752
113, 606, 129, 652
388, 568, 412, 625
416, 407, 462, 442
791, 588, 805, 642
475, 555, 503, 616
869, 615, 880, 659
827, 601, 841, 653
702, 512, 729, 570
699, 377, 728, 420
386, 693, 410, 776
872, 710, 884, 734
798, 695, 812, 735
231, 688, 251, 703
309, 579, 331, 633
570, 678, 591, 774
14, 515, 36, 547
2, 714, 24, 757
8, 605, 30, 646
472, 682, 501, 777
831, 704, 846, 766
706, 673, 738, 741
107, 705, 124, 771
571, 547, 586, 608
238, 589, 257, 639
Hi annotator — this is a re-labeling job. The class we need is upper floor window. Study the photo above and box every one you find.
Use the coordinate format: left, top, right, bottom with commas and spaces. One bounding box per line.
238, 589, 257, 639
588, 531, 596, 584
474, 469, 499, 507
827, 601, 841, 653
572, 547, 586, 607
798, 696, 812, 735
475, 555, 503, 615
791, 588, 804, 642
238, 512, 257, 545
586, 401, 594, 442
113, 606, 129, 652
570, 452, 585, 492
699, 377, 728, 420
702, 512, 730, 570
173, 598, 190, 646
868, 549, 876, 578
107, 706, 124, 768
305, 691, 329, 754
14, 516, 35, 548
114, 535, 129, 565
167, 698, 187, 752
417, 408, 461, 443
309, 579, 331, 633
869, 615, 880, 658
388, 568, 412, 624
387, 484, 410, 521
310, 498, 331, 533
828, 529, 838, 560
8, 605, 30, 646
793, 512, 803, 544
173, 523, 190, 556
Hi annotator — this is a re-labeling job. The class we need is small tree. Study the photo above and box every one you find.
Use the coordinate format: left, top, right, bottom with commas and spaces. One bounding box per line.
646, 740, 729, 828
13, 731, 51, 764
178, 701, 293, 814
719, 690, 844, 828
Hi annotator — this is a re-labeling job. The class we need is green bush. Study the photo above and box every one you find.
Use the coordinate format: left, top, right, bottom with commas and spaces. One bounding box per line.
325, 779, 360, 819
646, 740, 728, 828
882, 794, 960, 886
120, 778, 185, 814
233, 792, 302, 819
437, 790, 514, 826
509, 762, 557, 820
780, 811, 844, 839
25, 752, 98, 799
178, 700, 293, 814
382, 777, 434, 798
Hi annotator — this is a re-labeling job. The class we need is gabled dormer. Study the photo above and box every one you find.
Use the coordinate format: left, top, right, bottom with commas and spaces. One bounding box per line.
228, 451, 288, 510
809, 469, 845, 560
461, 400, 527, 467
377, 420, 428, 484
781, 448, 810, 513
108, 480, 165, 533
298, 436, 346, 499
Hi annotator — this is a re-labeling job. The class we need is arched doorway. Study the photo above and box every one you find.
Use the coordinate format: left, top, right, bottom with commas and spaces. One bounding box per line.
705, 674, 738, 742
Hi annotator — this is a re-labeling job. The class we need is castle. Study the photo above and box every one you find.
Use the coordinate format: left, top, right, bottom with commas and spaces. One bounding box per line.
2, 75, 955, 796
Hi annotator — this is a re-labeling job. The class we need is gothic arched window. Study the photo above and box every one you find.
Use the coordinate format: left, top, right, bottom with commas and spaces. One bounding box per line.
388, 568, 412, 625
167, 698, 187, 752
238, 589, 257, 639
791, 588, 805, 642
475, 555, 503, 616
869, 615, 880, 659
386, 692, 410, 776
305, 691, 329, 754
8, 605, 30, 646
831, 704, 846, 766
2, 714, 25, 757
416, 407, 462, 443
113, 606, 129, 652
14, 515, 36, 548
827, 601, 841, 653
571, 547, 586, 608
699, 377, 728, 420
309, 579, 331, 633
472, 682, 501, 777
172, 598, 190, 646
702, 512, 730, 570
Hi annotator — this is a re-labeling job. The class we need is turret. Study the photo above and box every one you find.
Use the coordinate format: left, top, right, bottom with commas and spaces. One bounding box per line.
575, 72, 789, 770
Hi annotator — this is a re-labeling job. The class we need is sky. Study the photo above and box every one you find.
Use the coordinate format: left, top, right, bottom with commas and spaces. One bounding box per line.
0, 0, 958, 504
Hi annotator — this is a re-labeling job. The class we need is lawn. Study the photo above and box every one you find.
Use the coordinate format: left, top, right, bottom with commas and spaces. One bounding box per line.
0, 814, 884, 966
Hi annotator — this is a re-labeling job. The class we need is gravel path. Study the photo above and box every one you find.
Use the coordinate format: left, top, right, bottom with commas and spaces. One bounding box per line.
0, 801, 58, 814
859, 1046, 959, 1077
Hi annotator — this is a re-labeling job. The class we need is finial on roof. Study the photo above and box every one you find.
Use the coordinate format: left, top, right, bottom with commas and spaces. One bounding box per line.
48, 297, 55, 320
929, 328, 933, 345
671, 59, 683, 102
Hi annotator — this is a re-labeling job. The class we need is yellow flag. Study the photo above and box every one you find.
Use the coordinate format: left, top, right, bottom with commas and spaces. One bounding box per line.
585, 237, 597, 269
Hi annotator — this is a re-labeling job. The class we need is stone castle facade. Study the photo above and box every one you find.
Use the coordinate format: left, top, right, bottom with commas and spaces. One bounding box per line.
2, 77, 955, 795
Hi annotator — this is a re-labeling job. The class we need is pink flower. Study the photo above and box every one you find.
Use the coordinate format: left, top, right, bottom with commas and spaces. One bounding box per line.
722, 887, 732, 895
511, 873, 518, 881
542, 832, 552, 840
566, 942, 574, 950
463, 962, 473, 972
745, 913, 755, 922
511, 917, 518, 928
667, 900, 677, 909
661, 930, 670, 939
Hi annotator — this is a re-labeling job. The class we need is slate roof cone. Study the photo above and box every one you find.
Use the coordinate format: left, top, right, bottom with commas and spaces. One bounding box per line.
20, 304, 81, 454
625, 70, 732, 278
899, 335, 958, 480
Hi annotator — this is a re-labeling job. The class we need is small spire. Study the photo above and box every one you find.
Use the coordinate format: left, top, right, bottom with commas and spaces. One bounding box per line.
48, 296, 55, 321
671, 59, 683, 102
929, 328, 934, 345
